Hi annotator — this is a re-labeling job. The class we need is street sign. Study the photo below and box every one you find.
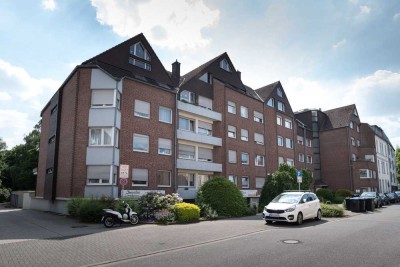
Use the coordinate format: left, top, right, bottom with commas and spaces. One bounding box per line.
119, 164, 129, 179
120, 178, 128, 186
296, 170, 302, 191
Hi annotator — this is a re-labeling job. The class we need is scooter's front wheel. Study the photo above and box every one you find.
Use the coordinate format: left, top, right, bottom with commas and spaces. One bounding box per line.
103, 216, 115, 228
130, 215, 139, 225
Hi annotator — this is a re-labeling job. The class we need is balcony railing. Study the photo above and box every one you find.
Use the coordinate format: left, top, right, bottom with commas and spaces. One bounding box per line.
178, 101, 222, 121
177, 129, 222, 146
177, 159, 222, 172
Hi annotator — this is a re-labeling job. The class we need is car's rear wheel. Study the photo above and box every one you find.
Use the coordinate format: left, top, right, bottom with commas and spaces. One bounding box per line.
315, 209, 322, 221
296, 212, 303, 225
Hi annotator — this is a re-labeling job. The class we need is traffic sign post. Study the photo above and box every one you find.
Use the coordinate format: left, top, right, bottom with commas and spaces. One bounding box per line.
119, 165, 129, 195
296, 170, 302, 191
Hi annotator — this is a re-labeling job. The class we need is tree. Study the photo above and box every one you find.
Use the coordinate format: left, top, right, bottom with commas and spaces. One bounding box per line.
1, 122, 40, 190
396, 146, 400, 184
258, 164, 313, 211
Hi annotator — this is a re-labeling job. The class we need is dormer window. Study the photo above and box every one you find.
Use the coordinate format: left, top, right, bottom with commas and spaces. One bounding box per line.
353, 109, 358, 117
267, 98, 275, 107
199, 72, 212, 84
130, 42, 151, 61
180, 90, 195, 104
220, 59, 231, 72
277, 87, 283, 97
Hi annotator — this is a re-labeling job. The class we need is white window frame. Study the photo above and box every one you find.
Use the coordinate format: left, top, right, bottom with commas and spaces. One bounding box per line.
177, 172, 195, 188
229, 175, 237, 185
241, 128, 249, 141
228, 125, 236, 139
241, 176, 250, 188
228, 101, 236, 114
179, 116, 195, 132
133, 134, 149, 153
129, 58, 151, 71
254, 133, 264, 145
255, 177, 265, 189
351, 137, 355, 146
220, 59, 231, 72
178, 144, 196, 160
267, 98, 275, 107
132, 168, 149, 186
278, 136, 283, 147
130, 42, 151, 61
286, 138, 293, 149
158, 138, 172, 156
307, 155, 312, 164
241, 152, 249, 165
297, 136, 304, 145
277, 115, 282, 126
91, 89, 115, 107
134, 99, 150, 119
180, 90, 195, 104
89, 128, 113, 146
159, 106, 172, 124
87, 165, 113, 185
299, 153, 305, 162
253, 111, 264, 123
240, 106, 248, 118
285, 119, 293, 129
307, 139, 312, 147
277, 87, 283, 97
278, 157, 284, 165
277, 101, 285, 112
228, 150, 237, 163
287, 159, 294, 167
255, 155, 265, 166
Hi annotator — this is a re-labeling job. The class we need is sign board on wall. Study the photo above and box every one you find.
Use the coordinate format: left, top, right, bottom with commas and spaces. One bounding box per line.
119, 164, 129, 179
122, 190, 166, 198
240, 190, 258, 198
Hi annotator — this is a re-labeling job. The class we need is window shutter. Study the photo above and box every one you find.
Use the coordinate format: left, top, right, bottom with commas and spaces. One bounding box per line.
228, 150, 236, 162
132, 168, 148, 182
241, 129, 248, 138
254, 111, 263, 120
92, 90, 114, 106
254, 133, 264, 144
198, 96, 213, 110
135, 100, 150, 115
198, 121, 212, 130
228, 125, 236, 132
198, 148, 213, 161
87, 166, 110, 179
158, 138, 171, 149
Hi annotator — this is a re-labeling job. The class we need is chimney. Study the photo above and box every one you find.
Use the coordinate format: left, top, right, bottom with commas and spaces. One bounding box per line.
237, 70, 241, 79
172, 60, 181, 86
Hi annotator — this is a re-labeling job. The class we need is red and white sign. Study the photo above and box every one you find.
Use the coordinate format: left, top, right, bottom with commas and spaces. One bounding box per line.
119, 164, 129, 179
119, 178, 128, 186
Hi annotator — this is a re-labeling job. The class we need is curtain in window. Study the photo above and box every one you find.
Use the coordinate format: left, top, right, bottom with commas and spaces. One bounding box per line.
135, 100, 150, 116
159, 107, 171, 122
133, 135, 148, 151
90, 129, 102, 145
103, 128, 112, 145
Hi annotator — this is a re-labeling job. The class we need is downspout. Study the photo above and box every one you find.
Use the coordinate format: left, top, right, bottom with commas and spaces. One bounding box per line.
303, 125, 307, 169
111, 79, 119, 198
347, 127, 353, 191
174, 78, 184, 193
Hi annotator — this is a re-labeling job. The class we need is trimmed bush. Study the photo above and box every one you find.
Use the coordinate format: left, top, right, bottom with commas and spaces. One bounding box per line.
321, 203, 344, 217
78, 198, 108, 223
67, 198, 84, 217
335, 189, 352, 198
333, 196, 345, 204
316, 188, 335, 202
174, 203, 200, 223
197, 177, 247, 217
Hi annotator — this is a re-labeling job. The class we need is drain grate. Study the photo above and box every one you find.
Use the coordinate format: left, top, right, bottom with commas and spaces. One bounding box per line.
282, 239, 301, 244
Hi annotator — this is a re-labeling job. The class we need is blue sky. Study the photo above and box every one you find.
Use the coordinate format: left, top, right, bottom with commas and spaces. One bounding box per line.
0, 0, 400, 149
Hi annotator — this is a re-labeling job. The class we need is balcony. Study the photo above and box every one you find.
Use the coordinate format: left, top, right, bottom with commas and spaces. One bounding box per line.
177, 159, 222, 172
178, 101, 222, 121
86, 147, 120, 165
177, 130, 222, 146
89, 108, 121, 128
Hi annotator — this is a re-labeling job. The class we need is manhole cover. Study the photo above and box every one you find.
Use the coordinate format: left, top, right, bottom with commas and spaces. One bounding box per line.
282, 239, 301, 244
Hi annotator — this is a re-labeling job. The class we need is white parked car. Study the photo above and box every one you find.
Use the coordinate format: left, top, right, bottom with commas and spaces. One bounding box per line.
262, 191, 321, 225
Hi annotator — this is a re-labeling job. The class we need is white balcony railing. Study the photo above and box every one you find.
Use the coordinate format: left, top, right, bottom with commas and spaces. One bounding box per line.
178, 101, 222, 121
177, 159, 222, 172
177, 130, 222, 146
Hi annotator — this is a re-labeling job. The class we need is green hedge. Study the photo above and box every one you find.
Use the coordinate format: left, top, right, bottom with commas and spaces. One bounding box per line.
321, 203, 344, 217
335, 189, 352, 198
174, 203, 200, 223
316, 188, 335, 202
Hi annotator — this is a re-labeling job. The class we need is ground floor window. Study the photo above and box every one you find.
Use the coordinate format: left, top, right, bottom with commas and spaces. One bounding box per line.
157, 170, 171, 187
178, 172, 195, 187
87, 165, 116, 185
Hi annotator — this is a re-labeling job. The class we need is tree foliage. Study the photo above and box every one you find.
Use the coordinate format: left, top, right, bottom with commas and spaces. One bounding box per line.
259, 164, 313, 211
0, 122, 40, 191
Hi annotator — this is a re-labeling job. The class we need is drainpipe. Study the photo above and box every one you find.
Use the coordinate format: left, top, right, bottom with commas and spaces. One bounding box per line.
111, 80, 119, 199
347, 127, 353, 191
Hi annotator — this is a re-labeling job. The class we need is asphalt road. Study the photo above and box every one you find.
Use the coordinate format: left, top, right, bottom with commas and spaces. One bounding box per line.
1, 204, 400, 267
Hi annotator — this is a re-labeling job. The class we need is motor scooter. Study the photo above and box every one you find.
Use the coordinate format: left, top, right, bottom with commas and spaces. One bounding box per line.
101, 201, 139, 228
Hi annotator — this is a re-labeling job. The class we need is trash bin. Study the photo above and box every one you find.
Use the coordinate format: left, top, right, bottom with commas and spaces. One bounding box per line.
348, 198, 360, 212
364, 198, 375, 211
345, 198, 351, 210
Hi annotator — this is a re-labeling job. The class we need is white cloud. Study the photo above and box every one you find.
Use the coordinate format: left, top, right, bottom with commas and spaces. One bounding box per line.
41, 0, 56, 11
359, 5, 371, 15
0, 91, 12, 101
393, 13, 400, 21
0, 59, 60, 148
333, 39, 347, 50
90, 0, 220, 50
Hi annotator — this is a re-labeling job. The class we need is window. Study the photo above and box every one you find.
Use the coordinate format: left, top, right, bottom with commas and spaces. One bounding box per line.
228, 101, 236, 114
357, 140, 360, 147
277, 136, 283, 147
229, 175, 237, 184
278, 157, 284, 165
51, 105, 58, 114
254, 133, 264, 145
365, 155, 375, 162
240, 106, 248, 118
91, 90, 114, 107
198, 147, 213, 162
116, 92, 121, 110
359, 169, 372, 179
180, 90, 195, 104
198, 96, 213, 110
220, 59, 231, 72
351, 137, 355, 146
178, 144, 195, 160
241, 176, 249, 188
306, 139, 312, 147
297, 136, 304, 145
133, 134, 149, 152
198, 175, 210, 187
178, 172, 195, 187
357, 125, 360, 132
241, 129, 249, 141
285, 119, 293, 129
132, 168, 148, 186
255, 155, 265, 166
277, 87, 283, 97
353, 109, 358, 117
267, 98, 275, 107
87, 165, 111, 184
351, 154, 356, 161
129, 58, 151, 70
90, 128, 112, 146
199, 72, 212, 84
307, 155, 312, 163
349, 121, 353, 129
286, 138, 293, 149
277, 115, 282, 125
179, 117, 195, 132
287, 159, 294, 167
159, 107, 172, 123
277, 101, 285, 112
134, 100, 150, 118
48, 135, 56, 144
46, 168, 53, 174
254, 111, 263, 123
130, 42, 151, 61
228, 150, 237, 163
158, 138, 171, 155
157, 170, 171, 187
228, 125, 236, 138
256, 177, 265, 188
198, 121, 212, 136
299, 153, 305, 162
241, 153, 249, 165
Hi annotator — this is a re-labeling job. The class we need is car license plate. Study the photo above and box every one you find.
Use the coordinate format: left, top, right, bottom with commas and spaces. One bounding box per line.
270, 213, 279, 217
